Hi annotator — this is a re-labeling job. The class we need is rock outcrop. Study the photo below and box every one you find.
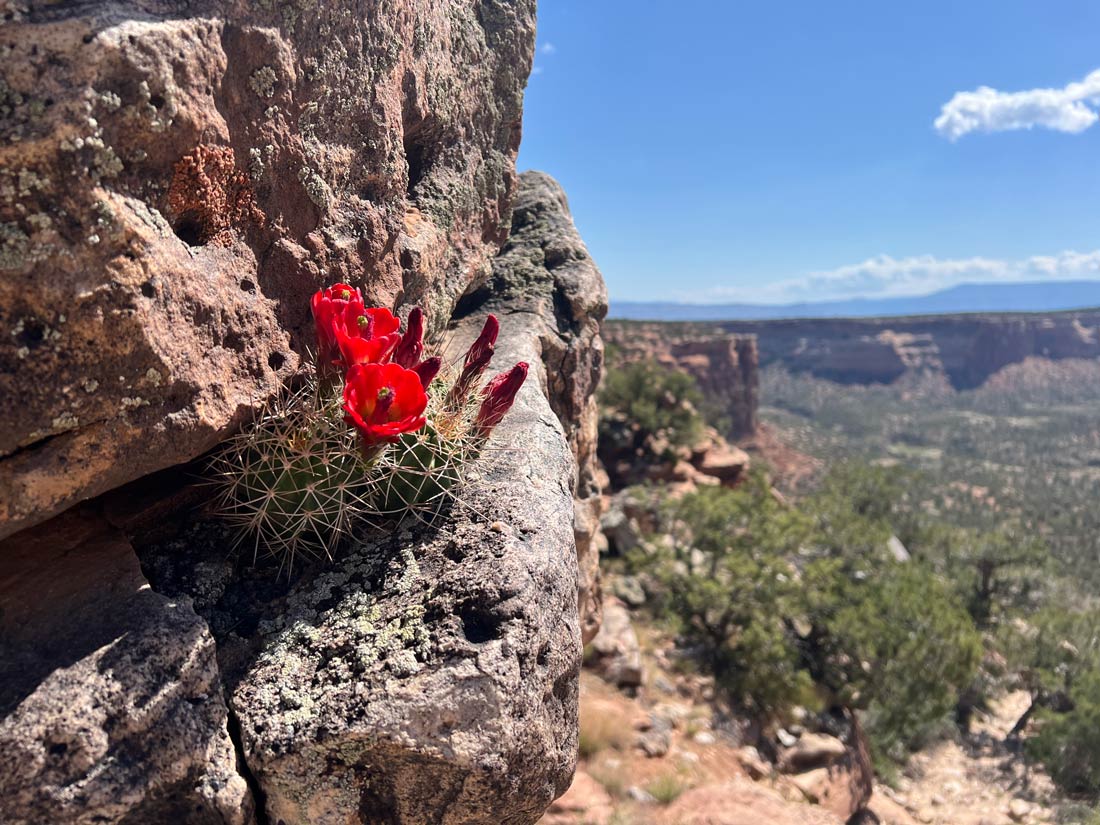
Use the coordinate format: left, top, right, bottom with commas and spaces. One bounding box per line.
0, 510, 252, 824
157, 309, 580, 825
0, 0, 535, 539
473, 170, 609, 644
585, 597, 643, 690
0, 3, 614, 823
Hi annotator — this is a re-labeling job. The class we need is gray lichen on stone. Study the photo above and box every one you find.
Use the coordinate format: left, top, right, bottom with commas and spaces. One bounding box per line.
248, 145, 275, 182
249, 66, 278, 99
298, 164, 332, 210
0, 222, 30, 270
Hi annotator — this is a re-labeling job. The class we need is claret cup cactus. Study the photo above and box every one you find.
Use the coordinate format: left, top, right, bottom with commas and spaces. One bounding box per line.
213, 283, 527, 566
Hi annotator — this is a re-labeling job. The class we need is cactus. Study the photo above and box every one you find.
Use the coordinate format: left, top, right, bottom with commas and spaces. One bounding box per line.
211, 383, 370, 567
365, 367, 482, 522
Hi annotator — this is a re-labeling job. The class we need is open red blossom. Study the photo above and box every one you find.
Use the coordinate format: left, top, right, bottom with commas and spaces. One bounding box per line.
311, 283, 364, 367
446, 314, 499, 409
393, 306, 425, 368
474, 362, 528, 438
333, 305, 402, 368
343, 362, 428, 447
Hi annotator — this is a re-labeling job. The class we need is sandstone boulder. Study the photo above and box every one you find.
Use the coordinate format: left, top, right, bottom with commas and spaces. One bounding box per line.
0, 0, 535, 540
539, 771, 615, 825
586, 598, 644, 689
778, 712, 874, 821
0, 511, 252, 824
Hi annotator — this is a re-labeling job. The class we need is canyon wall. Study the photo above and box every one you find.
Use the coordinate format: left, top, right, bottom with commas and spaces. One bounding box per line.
720, 312, 1100, 389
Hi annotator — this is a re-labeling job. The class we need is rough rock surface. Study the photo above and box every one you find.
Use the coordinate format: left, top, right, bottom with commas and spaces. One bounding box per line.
138, 307, 583, 824
475, 169, 609, 643
0, 0, 536, 539
0, 510, 252, 824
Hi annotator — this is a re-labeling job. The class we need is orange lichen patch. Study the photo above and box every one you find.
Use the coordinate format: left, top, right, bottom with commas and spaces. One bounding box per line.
166, 144, 265, 246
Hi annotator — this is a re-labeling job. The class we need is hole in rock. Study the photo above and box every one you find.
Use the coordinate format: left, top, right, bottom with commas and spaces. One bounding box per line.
458, 604, 505, 645
16, 316, 46, 349
268, 352, 286, 371
239, 278, 256, 293
172, 212, 206, 247
140, 281, 156, 298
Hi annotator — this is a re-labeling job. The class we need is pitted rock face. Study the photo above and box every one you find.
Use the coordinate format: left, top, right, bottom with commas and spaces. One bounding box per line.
0, 511, 252, 825
479, 170, 610, 644
0, 0, 535, 539
137, 310, 583, 824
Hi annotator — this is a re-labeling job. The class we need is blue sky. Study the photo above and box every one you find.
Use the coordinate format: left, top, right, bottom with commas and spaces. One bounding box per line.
517, 1, 1100, 304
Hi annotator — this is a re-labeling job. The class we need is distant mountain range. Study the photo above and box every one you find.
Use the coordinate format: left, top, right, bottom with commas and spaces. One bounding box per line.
611, 280, 1100, 321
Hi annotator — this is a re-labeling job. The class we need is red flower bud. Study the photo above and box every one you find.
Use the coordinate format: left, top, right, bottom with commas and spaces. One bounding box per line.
474, 362, 528, 438
343, 362, 428, 447
311, 283, 364, 368
333, 306, 401, 368
393, 306, 425, 369
413, 356, 442, 387
446, 314, 499, 409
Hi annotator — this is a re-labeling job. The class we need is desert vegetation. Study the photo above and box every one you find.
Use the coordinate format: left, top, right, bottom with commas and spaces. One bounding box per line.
598, 355, 1100, 804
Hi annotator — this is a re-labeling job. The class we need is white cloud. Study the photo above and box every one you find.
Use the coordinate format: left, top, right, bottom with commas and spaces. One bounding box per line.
689, 250, 1100, 304
531, 65, 544, 76
539, 42, 557, 55
935, 68, 1100, 140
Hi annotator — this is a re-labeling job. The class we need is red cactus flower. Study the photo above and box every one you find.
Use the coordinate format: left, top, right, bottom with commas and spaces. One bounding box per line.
446, 314, 499, 408
311, 283, 364, 367
343, 362, 428, 447
413, 356, 442, 388
474, 362, 528, 437
333, 305, 402, 368
393, 306, 425, 368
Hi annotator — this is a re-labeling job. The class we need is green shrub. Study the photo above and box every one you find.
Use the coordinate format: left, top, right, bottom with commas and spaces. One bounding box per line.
642, 462, 982, 768
1029, 669, 1100, 794
599, 359, 704, 449
827, 564, 981, 761
650, 475, 815, 714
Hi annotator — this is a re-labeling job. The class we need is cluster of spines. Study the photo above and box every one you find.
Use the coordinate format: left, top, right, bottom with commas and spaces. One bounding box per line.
212, 366, 491, 566
210, 382, 369, 569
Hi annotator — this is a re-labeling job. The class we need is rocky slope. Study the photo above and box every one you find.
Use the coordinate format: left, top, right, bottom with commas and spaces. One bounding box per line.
0, 2, 607, 821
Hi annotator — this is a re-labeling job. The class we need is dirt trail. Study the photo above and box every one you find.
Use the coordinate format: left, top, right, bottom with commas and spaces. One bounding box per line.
871, 691, 1060, 825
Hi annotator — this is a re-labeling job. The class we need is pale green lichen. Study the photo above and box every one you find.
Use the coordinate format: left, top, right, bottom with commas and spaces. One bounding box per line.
249, 145, 275, 182
0, 222, 30, 270
249, 66, 278, 99
298, 165, 332, 210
